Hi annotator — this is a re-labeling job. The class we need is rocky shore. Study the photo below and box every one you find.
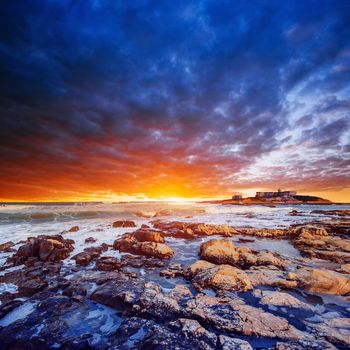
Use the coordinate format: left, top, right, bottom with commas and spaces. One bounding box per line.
0, 215, 349, 349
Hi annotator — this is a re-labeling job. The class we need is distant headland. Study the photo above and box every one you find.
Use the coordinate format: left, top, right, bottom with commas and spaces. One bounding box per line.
202, 189, 333, 205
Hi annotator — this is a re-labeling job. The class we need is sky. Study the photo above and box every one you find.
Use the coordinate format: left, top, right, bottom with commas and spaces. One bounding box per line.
0, 0, 349, 202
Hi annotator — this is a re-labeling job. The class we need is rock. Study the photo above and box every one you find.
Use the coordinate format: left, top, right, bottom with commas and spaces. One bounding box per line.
236, 227, 288, 238
138, 241, 174, 259
152, 221, 237, 238
311, 209, 350, 217
68, 225, 79, 232
112, 220, 136, 228
238, 238, 255, 243
254, 251, 287, 269
199, 239, 239, 265
337, 264, 350, 274
96, 256, 120, 271
199, 239, 287, 270
18, 278, 47, 296
289, 210, 302, 216
141, 224, 150, 229
132, 228, 165, 243
113, 234, 174, 259
291, 225, 329, 238
39, 239, 57, 260
290, 267, 350, 295
186, 260, 252, 292
219, 335, 253, 350
84, 237, 97, 244
187, 294, 305, 340
116, 317, 218, 350
72, 243, 109, 266
90, 275, 145, 308
248, 268, 298, 289
0, 241, 15, 253
307, 317, 350, 347
10, 235, 74, 265
71, 252, 93, 266
253, 290, 311, 310
160, 263, 183, 278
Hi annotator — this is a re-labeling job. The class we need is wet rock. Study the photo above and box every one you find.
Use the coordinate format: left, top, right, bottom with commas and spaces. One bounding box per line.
188, 223, 237, 236
199, 239, 287, 270
291, 225, 329, 238
273, 340, 338, 350
90, 274, 145, 308
0, 292, 116, 349
152, 221, 237, 238
290, 267, 350, 295
72, 243, 110, 266
337, 264, 350, 274
0, 299, 23, 319
307, 317, 350, 347
311, 209, 350, 217
171, 227, 196, 239
254, 251, 287, 269
292, 224, 350, 263
120, 317, 218, 350
236, 227, 288, 238
84, 237, 97, 244
160, 263, 183, 278
71, 251, 93, 266
253, 289, 311, 310
238, 238, 255, 243
18, 278, 48, 297
186, 294, 305, 340
0, 241, 15, 253
9, 235, 74, 265
248, 268, 298, 289
114, 233, 174, 259
289, 210, 302, 216
112, 220, 136, 228
186, 260, 252, 292
95, 256, 120, 271
132, 228, 165, 243
62, 282, 87, 298
68, 225, 79, 232
219, 335, 253, 350
199, 239, 239, 265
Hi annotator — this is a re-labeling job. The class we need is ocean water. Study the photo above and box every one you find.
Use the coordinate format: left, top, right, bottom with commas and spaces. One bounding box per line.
0, 201, 348, 264
0, 202, 349, 347
0, 201, 348, 244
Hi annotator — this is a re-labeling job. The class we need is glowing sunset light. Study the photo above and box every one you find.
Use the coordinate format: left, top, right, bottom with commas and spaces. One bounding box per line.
0, 1, 349, 203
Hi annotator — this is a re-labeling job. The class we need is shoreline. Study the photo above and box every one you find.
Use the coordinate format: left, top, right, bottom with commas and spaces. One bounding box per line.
0, 204, 349, 349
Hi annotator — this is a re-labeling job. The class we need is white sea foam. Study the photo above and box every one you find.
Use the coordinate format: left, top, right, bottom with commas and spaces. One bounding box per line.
0, 301, 37, 327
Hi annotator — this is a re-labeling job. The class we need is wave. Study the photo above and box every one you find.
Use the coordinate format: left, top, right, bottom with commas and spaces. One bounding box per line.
0, 210, 120, 223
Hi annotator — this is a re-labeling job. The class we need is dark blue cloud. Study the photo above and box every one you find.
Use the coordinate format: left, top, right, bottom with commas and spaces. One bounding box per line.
0, 0, 349, 196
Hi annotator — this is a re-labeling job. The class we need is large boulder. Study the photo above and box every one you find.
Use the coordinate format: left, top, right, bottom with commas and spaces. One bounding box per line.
289, 267, 350, 295
113, 232, 174, 259
186, 260, 252, 292
199, 239, 239, 265
253, 290, 311, 310
132, 228, 165, 243
291, 225, 329, 238
199, 239, 287, 270
10, 235, 74, 265
152, 221, 237, 238
112, 220, 136, 228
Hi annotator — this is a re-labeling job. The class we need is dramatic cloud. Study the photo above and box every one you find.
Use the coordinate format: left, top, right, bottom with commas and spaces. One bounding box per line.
0, 0, 349, 201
